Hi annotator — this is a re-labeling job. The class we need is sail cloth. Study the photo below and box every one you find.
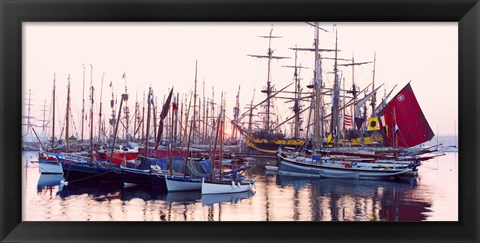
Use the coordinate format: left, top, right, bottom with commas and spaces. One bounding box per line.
377, 83, 434, 147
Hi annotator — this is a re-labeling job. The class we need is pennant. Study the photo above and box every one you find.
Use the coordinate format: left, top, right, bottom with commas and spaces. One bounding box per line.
122, 72, 126, 79
109, 81, 112, 87
172, 102, 178, 113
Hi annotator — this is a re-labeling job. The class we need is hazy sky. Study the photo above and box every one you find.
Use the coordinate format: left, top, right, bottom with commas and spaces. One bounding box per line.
23, 22, 458, 140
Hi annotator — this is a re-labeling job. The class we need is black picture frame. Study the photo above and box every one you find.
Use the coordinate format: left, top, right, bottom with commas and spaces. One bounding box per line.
1, 0, 479, 242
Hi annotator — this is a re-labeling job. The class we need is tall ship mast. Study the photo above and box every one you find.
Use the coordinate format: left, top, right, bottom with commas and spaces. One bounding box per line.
232, 27, 306, 154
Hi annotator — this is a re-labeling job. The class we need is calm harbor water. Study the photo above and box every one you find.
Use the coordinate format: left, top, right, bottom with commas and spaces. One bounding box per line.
22, 151, 458, 221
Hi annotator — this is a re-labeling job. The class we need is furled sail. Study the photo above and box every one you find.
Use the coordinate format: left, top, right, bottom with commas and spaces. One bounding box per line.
377, 83, 434, 147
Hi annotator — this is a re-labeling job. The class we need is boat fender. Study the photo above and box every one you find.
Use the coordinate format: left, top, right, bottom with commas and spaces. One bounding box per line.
231, 181, 235, 188
237, 182, 241, 187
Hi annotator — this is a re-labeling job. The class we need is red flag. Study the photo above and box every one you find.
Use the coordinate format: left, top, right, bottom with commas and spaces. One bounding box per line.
172, 102, 178, 113
109, 81, 112, 87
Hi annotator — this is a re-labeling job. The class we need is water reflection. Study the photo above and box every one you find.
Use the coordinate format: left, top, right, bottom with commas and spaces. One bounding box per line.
27, 151, 455, 221
276, 175, 431, 221
202, 191, 255, 206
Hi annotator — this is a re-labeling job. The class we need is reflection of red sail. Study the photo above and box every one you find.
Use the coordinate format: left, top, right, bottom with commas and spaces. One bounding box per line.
378, 83, 434, 147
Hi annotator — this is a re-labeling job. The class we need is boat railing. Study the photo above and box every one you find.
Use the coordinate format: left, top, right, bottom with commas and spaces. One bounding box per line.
61, 153, 90, 163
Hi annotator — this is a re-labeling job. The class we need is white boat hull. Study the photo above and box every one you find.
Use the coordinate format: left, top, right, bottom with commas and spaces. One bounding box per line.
165, 176, 202, 192
201, 178, 254, 194
278, 156, 413, 179
38, 161, 63, 174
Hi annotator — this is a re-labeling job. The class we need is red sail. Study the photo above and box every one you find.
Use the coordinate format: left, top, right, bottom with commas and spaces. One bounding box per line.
377, 83, 434, 147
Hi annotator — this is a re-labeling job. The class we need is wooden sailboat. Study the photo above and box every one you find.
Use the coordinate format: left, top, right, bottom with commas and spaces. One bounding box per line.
201, 95, 256, 194
61, 70, 123, 185
38, 73, 64, 174
165, 62, 206, 192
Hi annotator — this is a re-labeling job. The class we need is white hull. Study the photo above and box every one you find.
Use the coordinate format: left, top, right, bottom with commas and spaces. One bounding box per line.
279, 156, 413, 179
201, 178, 254, 195
165, 176, 202, 192
38, 161, 63, 174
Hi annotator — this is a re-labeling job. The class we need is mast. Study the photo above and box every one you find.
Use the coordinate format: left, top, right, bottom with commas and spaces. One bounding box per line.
247, 90, 255, 135
142, 91, 145, 141
313, 22, 323, 151
371, 51, 377, 117
65, 74, 71, 153
51, 73, 56, 150
133, 92, 138, 140
193, 61, 198, 144
23, 89, 34, 137
111, 92, 125, 163
248, 27, 289, 134
175, 93, 179, 145
283, 47, 307, 138
232, 85, 241, 139
153, 95, 158, 145
122, 72, 129, 147
330, 27, 340, 145
81, 64, 85, 142
144, 87, 152, 157
98, 72, 104, 144
89, 66, 95, 164
219, 92, 225, 181
40, 100, 48, 135
203, 81, 206, 143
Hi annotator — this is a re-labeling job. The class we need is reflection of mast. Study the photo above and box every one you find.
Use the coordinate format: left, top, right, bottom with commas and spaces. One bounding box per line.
248, 27, 289, 133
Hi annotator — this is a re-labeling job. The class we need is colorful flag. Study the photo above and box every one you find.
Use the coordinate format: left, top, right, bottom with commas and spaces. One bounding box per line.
344, 113, 352, 127
172, 102, 178, 113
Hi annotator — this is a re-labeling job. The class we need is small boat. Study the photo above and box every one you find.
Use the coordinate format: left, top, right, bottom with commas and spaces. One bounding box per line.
164, 175, 202, 192
38, 151, 63, 174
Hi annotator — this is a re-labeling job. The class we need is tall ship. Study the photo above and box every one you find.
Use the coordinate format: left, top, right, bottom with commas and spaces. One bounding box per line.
237, 28, 306, 154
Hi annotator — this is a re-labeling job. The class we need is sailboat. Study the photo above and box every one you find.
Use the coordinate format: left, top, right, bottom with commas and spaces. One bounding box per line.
201, 96, 256, 194
164, 62, 212, 192
36, 73, 65, 174
61, 70, 123, 185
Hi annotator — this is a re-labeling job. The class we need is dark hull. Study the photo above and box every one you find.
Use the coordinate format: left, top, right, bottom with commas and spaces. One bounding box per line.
62, 163, 122, 184
122, 168, 167, 190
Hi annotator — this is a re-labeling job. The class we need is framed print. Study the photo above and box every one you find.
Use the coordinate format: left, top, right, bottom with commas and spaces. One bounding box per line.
1, 0, 479, 242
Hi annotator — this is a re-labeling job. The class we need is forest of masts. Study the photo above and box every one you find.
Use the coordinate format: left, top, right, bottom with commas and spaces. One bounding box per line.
26, 22, 388, 150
